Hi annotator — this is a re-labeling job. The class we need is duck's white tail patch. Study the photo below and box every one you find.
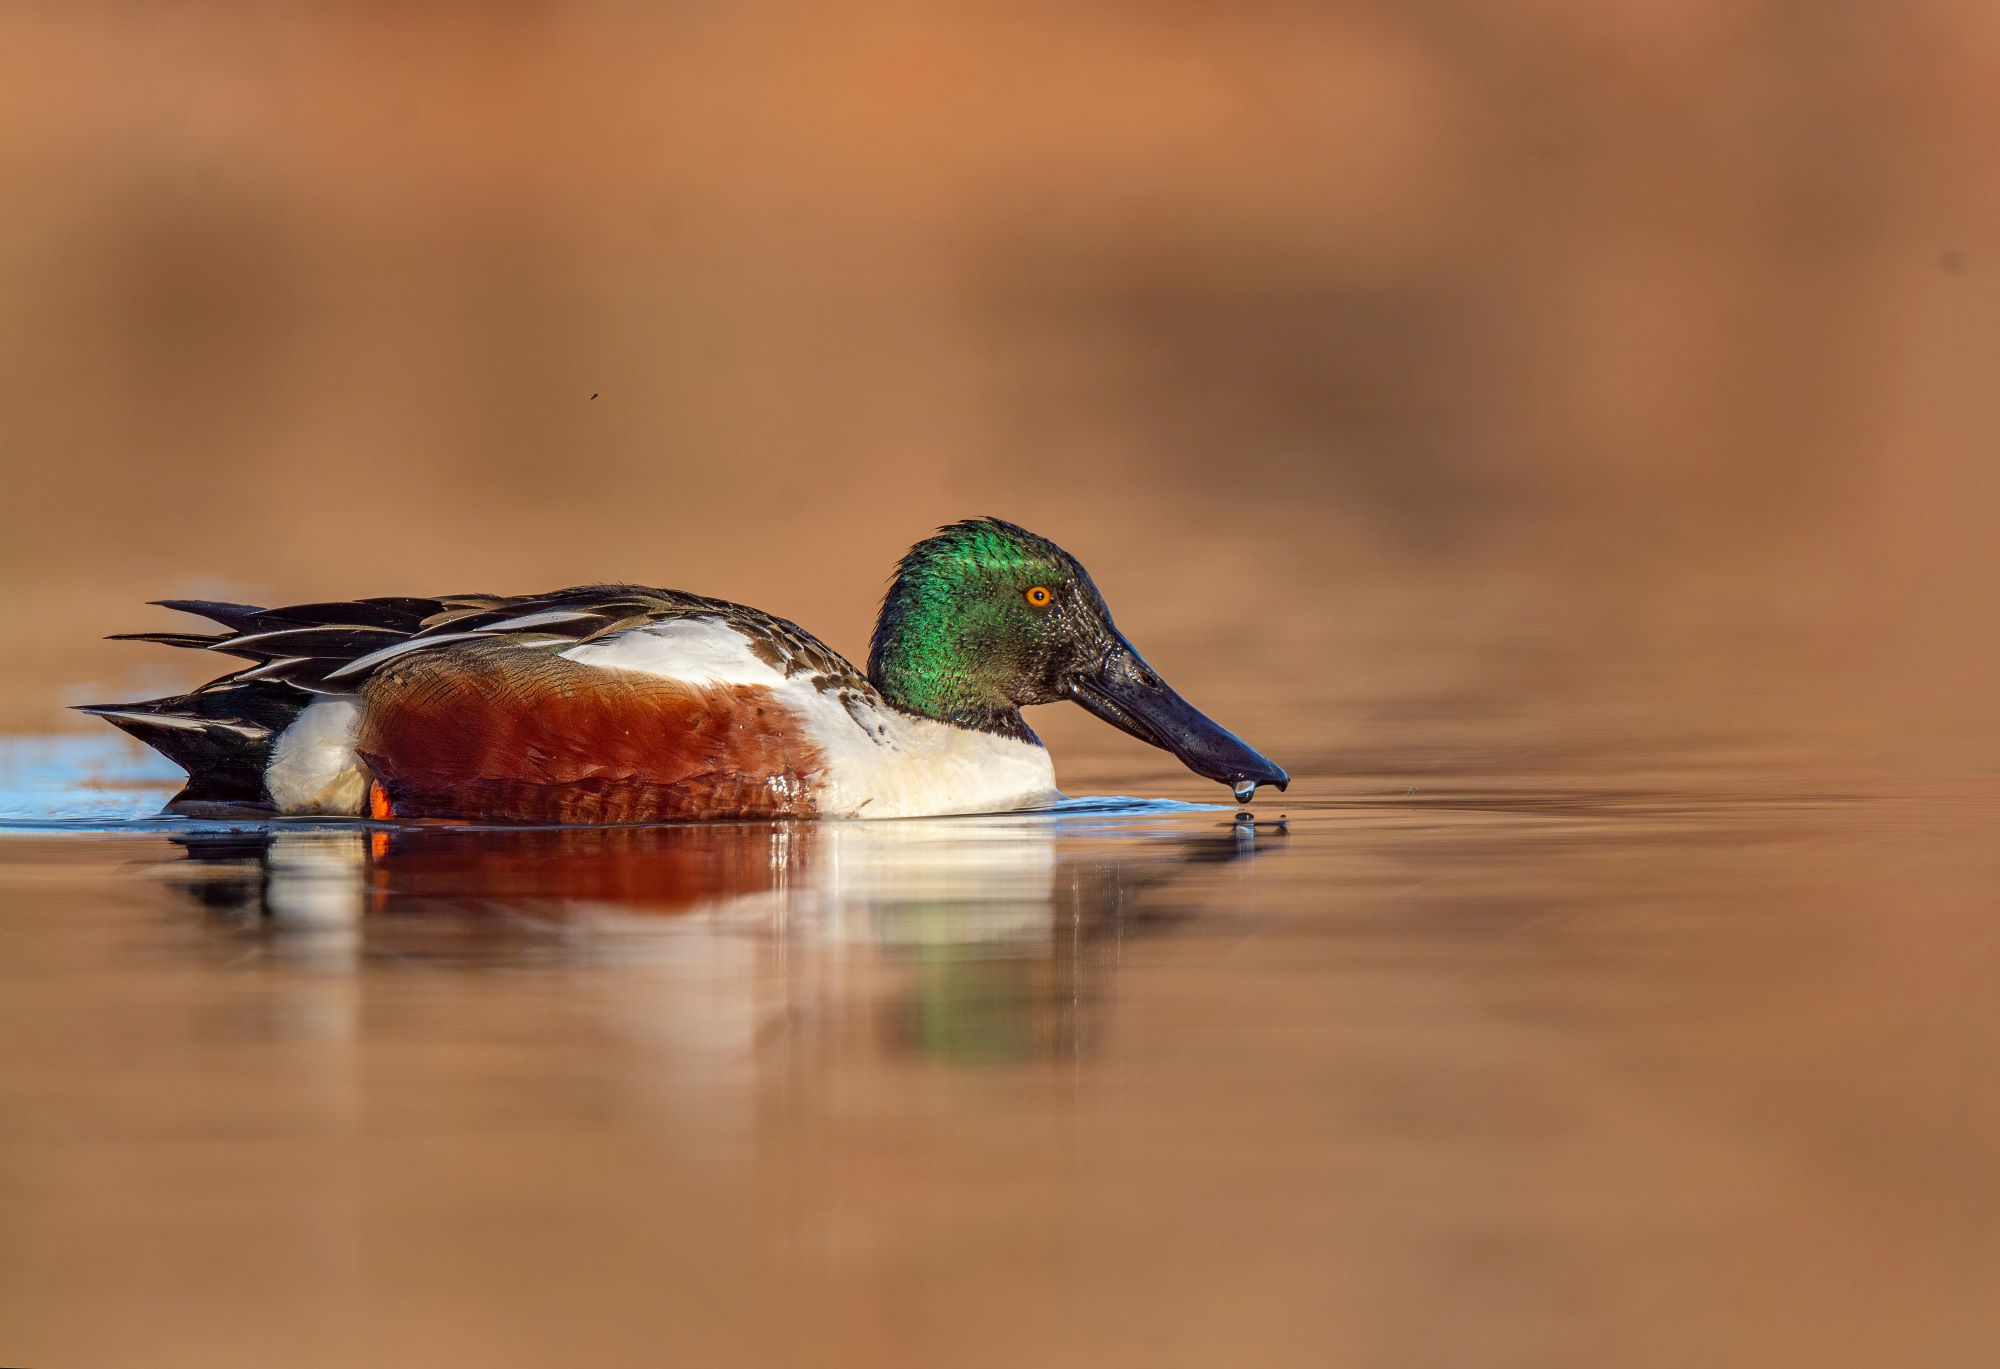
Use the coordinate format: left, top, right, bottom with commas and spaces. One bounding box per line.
265, 697, 371, 815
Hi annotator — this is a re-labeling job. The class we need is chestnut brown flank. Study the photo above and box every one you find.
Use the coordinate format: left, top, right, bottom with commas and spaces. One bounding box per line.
357, 642, 823, 823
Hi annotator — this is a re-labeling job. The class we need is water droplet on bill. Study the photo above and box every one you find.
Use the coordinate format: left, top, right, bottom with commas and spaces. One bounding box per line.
1232, 780, 1257, 804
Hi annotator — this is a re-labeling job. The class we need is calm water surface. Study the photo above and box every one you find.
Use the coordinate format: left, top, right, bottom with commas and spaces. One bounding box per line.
0, 733, 1993, 1368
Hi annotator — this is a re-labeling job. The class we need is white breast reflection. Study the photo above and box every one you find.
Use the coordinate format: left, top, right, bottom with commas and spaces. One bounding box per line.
166, 812, 1281, 1063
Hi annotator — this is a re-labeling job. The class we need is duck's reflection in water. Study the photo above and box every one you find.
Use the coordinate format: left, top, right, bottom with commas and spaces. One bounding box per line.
167, 813, 1283, 1064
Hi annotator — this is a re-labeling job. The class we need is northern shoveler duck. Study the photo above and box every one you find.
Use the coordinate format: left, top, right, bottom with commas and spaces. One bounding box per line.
83, 519, 1288, 823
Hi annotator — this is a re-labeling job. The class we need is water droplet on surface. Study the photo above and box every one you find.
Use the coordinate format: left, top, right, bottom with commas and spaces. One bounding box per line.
1232, 780, 1257, 804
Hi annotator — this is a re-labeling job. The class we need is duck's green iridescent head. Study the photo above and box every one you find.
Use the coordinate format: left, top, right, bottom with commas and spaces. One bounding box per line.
868, 518, 1288, 794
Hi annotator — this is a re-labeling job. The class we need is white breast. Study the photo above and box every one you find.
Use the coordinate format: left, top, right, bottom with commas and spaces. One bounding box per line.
801, 704, 1060, 819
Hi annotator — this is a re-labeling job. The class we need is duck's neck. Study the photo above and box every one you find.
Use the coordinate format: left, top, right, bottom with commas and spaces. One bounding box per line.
867, 605, 1040, 746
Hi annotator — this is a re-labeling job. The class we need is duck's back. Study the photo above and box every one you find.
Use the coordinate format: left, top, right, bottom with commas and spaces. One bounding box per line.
84, 585, 1057, 822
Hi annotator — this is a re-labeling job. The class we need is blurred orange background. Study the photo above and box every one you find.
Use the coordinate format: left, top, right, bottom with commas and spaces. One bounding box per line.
3, 10, 1999, 1368
0, 1, 1993, 781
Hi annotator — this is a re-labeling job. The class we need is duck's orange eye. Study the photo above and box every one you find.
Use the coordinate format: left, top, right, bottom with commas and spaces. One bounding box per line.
1025, 585, 1053, 608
